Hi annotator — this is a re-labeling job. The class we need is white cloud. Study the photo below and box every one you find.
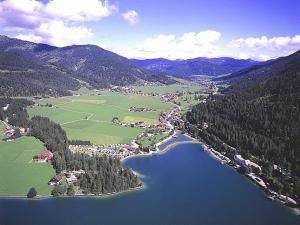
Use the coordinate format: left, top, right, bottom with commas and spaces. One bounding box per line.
235, 52, 272, 61
14, 33, 43, 43
122, 10, 139, 25
0, 0, 117, 46
230, 35, 300, 51
256, 54, 272, 61
45, 0, 117, 22
114, 30, 222, 59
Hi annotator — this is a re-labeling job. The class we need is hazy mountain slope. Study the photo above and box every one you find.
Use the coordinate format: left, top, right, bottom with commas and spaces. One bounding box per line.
131, 57, 261, 77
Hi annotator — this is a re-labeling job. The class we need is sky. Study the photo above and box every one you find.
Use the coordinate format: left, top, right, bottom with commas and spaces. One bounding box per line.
0, 0, 299, 60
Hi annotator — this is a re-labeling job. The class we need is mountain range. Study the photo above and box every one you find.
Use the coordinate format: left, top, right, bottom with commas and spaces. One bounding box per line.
0, 35, 175, 96
131, 57, 264, 77
216, 50, 300, 93
0, 35, 298, 98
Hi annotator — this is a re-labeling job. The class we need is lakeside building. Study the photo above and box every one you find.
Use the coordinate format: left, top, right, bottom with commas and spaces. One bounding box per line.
234, 154, 262, 172
234, 155, 248, 166
278, 194, 298, 206
49, 175, 63, 185
66, 174, 78, 184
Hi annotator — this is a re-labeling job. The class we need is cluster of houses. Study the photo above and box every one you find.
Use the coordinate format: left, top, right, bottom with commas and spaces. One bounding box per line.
195, 79, 219, 95
69, 141, 140, 160
207, 148, 298, 207
128, 106, 156, 112
112, 117, 149, 129
48, 171, 79, 186
158, 107, 184, 131
30, 149, 79, 186
2, 123, 27, 142
109, 85, 182, 104
160, 93, 178, 102
111, 106, 182, 131
48, 170, 86, 186
110, 86, 133, 94
202, 145, 298, 207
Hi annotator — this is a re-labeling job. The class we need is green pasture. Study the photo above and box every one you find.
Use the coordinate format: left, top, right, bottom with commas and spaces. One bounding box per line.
28, 92, 174, 144
62, 120, 142, 144
131, 84, 201, 94
0, 136, 55, 196
139, 132, 169, 148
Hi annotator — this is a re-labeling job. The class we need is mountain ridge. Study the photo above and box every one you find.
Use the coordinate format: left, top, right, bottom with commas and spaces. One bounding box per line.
0, 35, 175, 93
131, 57, 264, 77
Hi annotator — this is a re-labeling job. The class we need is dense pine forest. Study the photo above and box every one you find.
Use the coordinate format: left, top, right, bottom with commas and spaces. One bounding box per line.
185, 52, 300, 200
0, 51, 80, 96
0, 98, 140, 195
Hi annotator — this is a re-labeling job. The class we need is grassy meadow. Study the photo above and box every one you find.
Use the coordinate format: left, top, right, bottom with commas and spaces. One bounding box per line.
0, 136, 55, 196
131, 84, 201, 94
28, 91, 175, 145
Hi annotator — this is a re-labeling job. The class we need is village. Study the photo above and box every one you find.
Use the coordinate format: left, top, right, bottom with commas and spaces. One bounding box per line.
110, 85, 180, 103
112, 105, 183, 131
69, 102, 184, 161
2, 121, 27, 142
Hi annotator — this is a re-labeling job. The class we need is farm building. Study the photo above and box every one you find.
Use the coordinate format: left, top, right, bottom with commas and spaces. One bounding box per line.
49, 175, 63, 185
33, 150, 53, 162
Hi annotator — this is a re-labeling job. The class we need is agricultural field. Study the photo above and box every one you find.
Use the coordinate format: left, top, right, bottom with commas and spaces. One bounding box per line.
131, 84, 202, 94
138, 131, 169, 149
175, 93, 201, 112
0, 136, 55, 196
28, 91, 175, 145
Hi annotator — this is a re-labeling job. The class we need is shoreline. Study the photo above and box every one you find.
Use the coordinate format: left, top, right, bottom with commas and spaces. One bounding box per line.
0, 185, 144, 201
2, 131, 299, 215
0, 131, 194, 200
121, 131, 200, 163
182, 133, 300, 215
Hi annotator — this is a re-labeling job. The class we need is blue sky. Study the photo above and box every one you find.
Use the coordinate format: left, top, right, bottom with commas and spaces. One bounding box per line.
0, 0, 299, 60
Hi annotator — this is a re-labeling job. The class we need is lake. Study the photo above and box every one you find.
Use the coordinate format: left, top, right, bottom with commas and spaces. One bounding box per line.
0, 142, 299, 225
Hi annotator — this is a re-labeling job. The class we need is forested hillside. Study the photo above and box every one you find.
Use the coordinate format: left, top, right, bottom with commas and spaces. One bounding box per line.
0, 51, 80, 96
0, 35, 175, 92
185, 51, 300, 199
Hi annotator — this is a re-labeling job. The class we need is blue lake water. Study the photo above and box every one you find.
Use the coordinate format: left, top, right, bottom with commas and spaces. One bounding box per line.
157, 132, 193, 150
1, 143, 299, 225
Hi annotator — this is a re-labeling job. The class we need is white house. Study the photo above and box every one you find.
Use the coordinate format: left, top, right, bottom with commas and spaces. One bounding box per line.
234, 155, 249, 166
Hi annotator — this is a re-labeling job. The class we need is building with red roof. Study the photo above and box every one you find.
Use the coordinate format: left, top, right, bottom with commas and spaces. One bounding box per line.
49, 175, 63, 185
33, 149, 53, 162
